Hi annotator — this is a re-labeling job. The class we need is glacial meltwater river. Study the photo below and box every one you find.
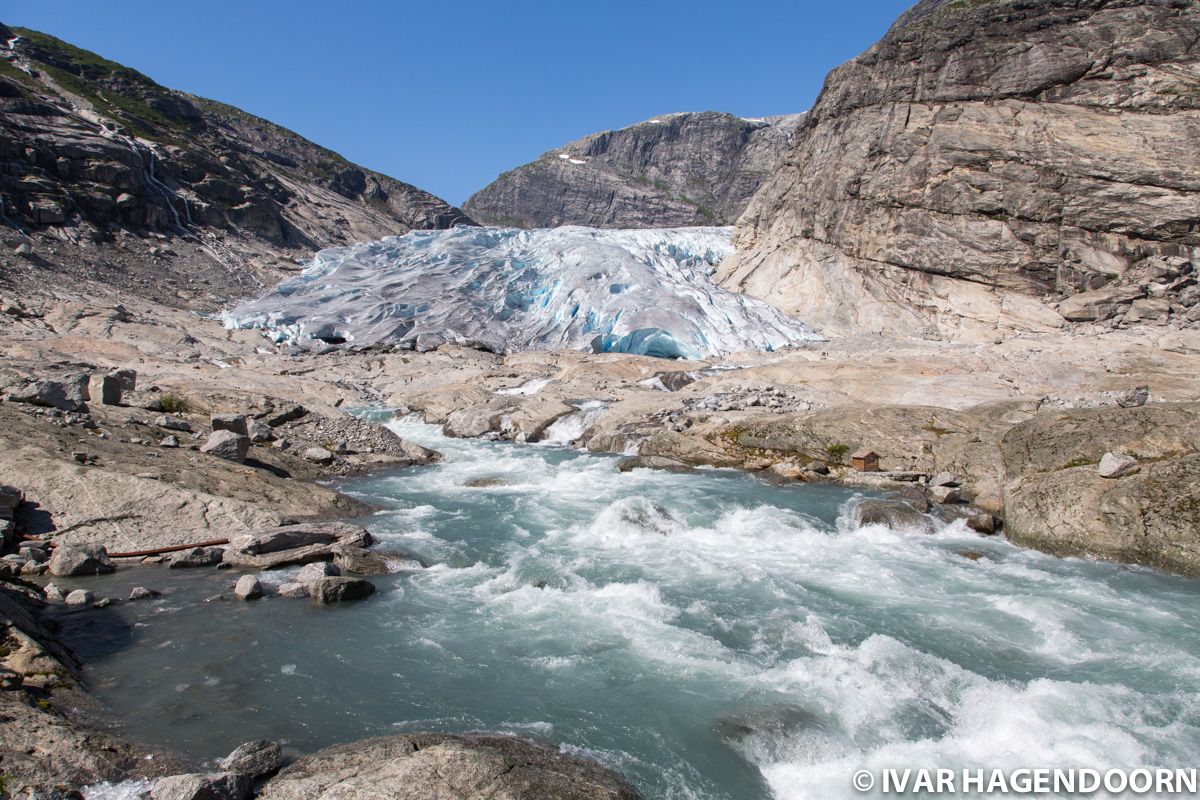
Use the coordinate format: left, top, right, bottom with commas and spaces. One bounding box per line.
56, 417, 1200, 799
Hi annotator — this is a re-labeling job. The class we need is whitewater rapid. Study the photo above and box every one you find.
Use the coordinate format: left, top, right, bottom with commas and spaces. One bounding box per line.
222, 226, 818, 358
62, 417, 1200, 800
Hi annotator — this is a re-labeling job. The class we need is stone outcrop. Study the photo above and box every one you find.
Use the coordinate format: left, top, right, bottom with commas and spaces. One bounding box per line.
257, 733, 640, 800
1001, 403, 1200, 574
0, 24, 471, 310
464, 111, 805, 228
717, 0, 1200, 340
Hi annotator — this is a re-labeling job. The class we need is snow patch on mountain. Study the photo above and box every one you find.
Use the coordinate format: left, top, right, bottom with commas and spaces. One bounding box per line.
223, 226, 818, 359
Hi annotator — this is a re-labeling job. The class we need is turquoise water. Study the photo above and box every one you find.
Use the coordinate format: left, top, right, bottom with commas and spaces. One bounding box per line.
57, 418, 1200, 799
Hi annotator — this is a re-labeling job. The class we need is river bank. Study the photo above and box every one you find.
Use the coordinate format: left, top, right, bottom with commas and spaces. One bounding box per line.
0, 292, 1198, 797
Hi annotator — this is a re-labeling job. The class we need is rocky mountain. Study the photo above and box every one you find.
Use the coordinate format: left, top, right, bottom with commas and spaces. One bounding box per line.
0, 23, 472, 309
463, 111, 806, 228
717, 0, 1200, 341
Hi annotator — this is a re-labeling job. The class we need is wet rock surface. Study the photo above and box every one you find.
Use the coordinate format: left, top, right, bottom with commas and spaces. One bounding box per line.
257, 733, 640, 800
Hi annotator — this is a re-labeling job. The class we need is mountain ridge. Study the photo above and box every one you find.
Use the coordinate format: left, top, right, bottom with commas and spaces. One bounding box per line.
0, 23, 472, 310
463, 110, 806, 229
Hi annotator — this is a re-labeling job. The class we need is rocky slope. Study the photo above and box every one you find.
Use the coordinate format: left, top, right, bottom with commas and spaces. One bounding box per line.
717, 0, 1200, 341
0, 23, 472, 310
463, 111, 806, 228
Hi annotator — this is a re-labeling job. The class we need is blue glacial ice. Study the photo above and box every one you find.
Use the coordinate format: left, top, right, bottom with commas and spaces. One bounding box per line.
223, 226, 818, 359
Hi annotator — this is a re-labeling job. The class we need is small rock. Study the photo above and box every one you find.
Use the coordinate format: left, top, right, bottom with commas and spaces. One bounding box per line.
64, 589, 93, 606
220, 739, 283, 779
200, 430, 250, 463
108, 368, 138, 392
1097, 452, 1140, 479
303, 446, 334, 465
276, 582, 308, 598
234, 575, 263, 601
129, 586, 161, 601
956, 550, 985, 561
141, 555, 165, 565
806, 461, 830, 475
157, 415, 192, 432
204, 594, 225, 603
168, 546, 225, 568
929, 471, 960, 488
310, 576, 376, 604
160, 434, 180, 448
48, 543, 116, 576
211, 413, 249, 436
296, 561, 340, 584
928, 485, 961, 504
150, 772, 251, 800
44, 583, 66, 601
966, 513, 1000, 535
19, 562, 47, 576
246, 417, 274, 443
94, 597, 118, 608
1116, 386, 1149, 409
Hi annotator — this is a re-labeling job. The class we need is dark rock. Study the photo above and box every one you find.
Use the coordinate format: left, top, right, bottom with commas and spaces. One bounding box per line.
220, 740, 284, 780
309, 576, 376, 605
167, 547, 225, 569
48, 543, 115, 576
211, 413, 249, 437
966, 513, 999, 535
200, 430, 250, 463
854, 500, 935, 535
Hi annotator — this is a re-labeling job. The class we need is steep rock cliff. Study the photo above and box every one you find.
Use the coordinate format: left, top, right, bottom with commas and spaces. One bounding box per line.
464, 111, 805, 228
0, 24, 472, 309
717, 0, 1200, 340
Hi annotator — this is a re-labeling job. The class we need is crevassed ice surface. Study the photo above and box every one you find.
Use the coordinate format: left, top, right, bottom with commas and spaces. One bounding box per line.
222, 226, 817, 358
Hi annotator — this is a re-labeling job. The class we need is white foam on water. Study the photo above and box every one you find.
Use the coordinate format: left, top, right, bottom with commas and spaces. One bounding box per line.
81, 779, 155, 800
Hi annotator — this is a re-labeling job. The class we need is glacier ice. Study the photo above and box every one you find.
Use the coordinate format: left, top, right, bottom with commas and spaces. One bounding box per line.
223, 226, 818, 359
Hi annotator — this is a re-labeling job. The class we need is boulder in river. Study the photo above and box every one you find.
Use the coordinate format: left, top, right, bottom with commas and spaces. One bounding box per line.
256, 732, 640, 800
332, 545, 423, 576
167, 547, 225, 569
221, 739, 284, 780
854, 500, 936, 535
48, 543, 115, 576
64, 589, 93, 606
309, 576, 376, 605
234, 575, 263, 601
296, 561, 340, 584
129, 586, 161, 601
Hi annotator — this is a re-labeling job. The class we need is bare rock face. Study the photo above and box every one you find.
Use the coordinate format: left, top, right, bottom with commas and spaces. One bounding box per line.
464, 112, 806, 228
1002, 403, 1200, 574
718, 0, 1200, 340
0, 24, 472, 311
257, 733, 640, 800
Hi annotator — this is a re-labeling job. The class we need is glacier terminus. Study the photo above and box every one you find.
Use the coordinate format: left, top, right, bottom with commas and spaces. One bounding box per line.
223, 226, 818, 359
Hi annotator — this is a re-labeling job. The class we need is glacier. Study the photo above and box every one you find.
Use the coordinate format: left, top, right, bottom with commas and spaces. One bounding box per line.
223, 226, 818, 359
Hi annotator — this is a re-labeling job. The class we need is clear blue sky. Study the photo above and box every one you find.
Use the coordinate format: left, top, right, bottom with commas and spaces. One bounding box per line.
6, 0, 914, 206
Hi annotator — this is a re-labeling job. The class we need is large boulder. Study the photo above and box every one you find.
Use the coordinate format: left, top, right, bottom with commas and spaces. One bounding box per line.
256, 733, 640, 800
222, 523, 372, 570
151, 772, 251, 800
309, 576, 375, 605
220, 740, 284, 780
200, 430, 250, 463
48, 542, 115, 576
6, 376, 89, 412
854, 499, 935, 535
